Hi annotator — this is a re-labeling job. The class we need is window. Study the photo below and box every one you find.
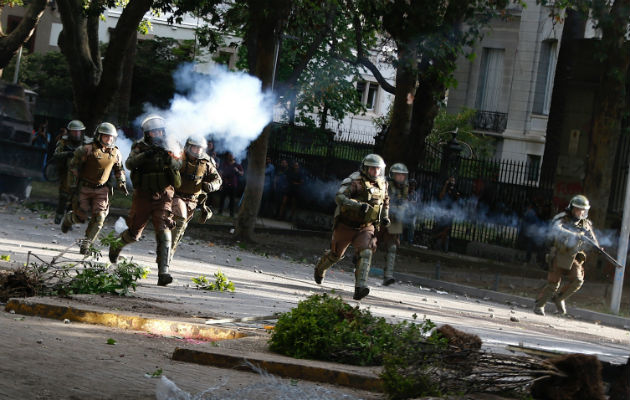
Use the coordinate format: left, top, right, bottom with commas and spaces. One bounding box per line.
527, 154, 541, 181
475, 48, 505, 113
213, 51, 235, 68
533, 40, 558, 115
356, 80, 379, 111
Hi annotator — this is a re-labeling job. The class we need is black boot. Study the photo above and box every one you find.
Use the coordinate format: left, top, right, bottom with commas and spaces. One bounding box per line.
353, 287, 370, 301
157, 273, 173, 286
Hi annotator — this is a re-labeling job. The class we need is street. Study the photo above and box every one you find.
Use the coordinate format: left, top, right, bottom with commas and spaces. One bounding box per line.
0, 202, 629, 398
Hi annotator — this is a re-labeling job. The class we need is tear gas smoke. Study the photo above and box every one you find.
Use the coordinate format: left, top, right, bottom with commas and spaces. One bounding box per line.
115, 131, 133, 173
139, 63, 273, 158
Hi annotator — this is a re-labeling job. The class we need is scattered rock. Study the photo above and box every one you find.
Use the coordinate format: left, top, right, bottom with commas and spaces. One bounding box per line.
63, 319, 70, 324
510, 316, 519, 322
36, 339, 43, 344
488, 308, 494, 312
489, 313, 494, 318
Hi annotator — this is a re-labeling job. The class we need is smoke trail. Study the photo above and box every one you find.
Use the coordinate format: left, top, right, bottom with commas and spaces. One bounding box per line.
139, 63, 273, 158
115, 132, 133, 173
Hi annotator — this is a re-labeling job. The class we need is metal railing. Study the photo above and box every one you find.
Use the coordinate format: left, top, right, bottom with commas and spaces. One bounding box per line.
473, 110, 508, 133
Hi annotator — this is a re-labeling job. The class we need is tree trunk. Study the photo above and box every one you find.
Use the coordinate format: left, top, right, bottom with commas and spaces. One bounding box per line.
56, 0, 152, 134
0, 0, 47, 69
234, 0, 291, 242
406, 59, 448, 170
381, 42, 417, 165
540, 10, 587, 185
116, 30, 137, 127
583, 0, 630, 228
319, 103, 328, 130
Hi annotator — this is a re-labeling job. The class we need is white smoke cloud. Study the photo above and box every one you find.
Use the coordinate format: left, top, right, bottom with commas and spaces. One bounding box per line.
139, 63, 273, 158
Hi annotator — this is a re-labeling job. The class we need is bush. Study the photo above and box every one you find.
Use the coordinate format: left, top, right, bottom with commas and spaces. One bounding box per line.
269, 293, 441, 367
192, 269, 235, 292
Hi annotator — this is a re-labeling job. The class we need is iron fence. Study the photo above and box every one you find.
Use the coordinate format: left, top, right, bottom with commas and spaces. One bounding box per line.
266, 123, 554, 251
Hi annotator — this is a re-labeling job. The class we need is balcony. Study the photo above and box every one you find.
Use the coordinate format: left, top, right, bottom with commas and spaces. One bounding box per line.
473, 110, 508, 133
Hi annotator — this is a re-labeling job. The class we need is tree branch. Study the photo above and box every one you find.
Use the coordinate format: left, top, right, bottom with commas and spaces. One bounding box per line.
358, 55, 396, 94
346, 0, 396, 94
0, 0, 47, 69
97, 0, 153, 107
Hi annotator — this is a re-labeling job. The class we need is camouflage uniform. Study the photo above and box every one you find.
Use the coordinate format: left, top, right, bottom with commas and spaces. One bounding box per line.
171, 147, 222, 260
61, 124, 125, 254
534, 198, 599, 315
53, 137, 81, 223
53, 120, 84, 224
314, 154, 390, 300
108, 115, 182, 286
379, 164, 409, 285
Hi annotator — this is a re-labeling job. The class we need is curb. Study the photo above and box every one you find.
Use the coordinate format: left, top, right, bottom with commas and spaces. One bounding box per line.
171, 347, 384, 392
395, 272, 630, 330
5, 298, 246, 341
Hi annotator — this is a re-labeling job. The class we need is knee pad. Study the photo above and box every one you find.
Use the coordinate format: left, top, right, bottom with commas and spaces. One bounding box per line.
92, 211, 107, 225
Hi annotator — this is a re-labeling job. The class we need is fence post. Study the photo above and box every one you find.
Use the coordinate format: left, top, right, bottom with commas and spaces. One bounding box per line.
439, 129, 463, 183
324, 130, 335, 178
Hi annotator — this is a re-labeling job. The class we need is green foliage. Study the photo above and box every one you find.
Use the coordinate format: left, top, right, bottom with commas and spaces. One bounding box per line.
64, 259, 149, 296
2, 51, 73, 100
429, 107, 496, 160
269, 294, 441, 367
192, 269, 235, 292
106, 338, 117, 345
381, 318, 449, 399
100, 231, 123, 252
129, 37, 195, 121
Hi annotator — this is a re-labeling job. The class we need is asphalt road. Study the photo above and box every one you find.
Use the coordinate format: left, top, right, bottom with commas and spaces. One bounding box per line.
1, 203, 628, 366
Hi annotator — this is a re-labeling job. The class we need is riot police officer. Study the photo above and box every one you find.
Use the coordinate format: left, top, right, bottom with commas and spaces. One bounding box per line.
314, 154, 390, 300
379, 163, 409, 286
533, 195, 599, 315
170, 137, 222, 260
53, 120, 85, 224
61, 123, 126, 254
108, 115, 182, 286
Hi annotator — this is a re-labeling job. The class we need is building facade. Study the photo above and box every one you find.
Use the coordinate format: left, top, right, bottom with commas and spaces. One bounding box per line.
446, 1, 565, 167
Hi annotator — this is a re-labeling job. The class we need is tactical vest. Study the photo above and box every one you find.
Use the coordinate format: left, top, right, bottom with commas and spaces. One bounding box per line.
339, 174, 387, 226
177, 157, 208, 195
130, 143, 181, 193
80, 145, 120, 186
552, 212, 594, 270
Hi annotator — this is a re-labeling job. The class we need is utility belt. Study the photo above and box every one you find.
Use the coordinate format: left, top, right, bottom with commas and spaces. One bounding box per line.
81, 180, 107, 189
175, 191, 199, 201
336, 216, 372, 230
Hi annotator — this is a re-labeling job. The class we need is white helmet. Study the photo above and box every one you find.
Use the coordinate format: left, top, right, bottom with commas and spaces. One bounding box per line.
95, 122, 118, 148
184, 137, 207, 159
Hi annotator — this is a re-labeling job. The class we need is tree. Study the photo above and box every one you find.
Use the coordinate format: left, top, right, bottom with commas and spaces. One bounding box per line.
129, 37, 195, 121
2, 50, 73, 99
541, 0, 630, 227
231, 0, 291, 241
0, 0, 47, 72
54, 0, 157, 133
349, 0, 511, 168
201, 0, 366, 241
